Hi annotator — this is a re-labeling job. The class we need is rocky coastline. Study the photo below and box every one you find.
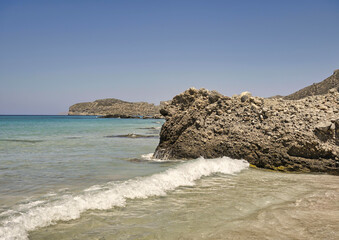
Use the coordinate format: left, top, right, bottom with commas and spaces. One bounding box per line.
154, 71, 339, 174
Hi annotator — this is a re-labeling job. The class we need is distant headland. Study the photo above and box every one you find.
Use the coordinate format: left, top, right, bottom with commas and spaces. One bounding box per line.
68, 98, 169, 118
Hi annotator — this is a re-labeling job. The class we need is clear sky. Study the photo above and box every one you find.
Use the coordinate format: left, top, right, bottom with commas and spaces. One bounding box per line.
0, 0, 338, 114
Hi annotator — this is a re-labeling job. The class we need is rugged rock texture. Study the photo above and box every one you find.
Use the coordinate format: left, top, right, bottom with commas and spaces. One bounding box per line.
154, 87, 339, 174
284, 70, 339, 100
68, 98, 167, 117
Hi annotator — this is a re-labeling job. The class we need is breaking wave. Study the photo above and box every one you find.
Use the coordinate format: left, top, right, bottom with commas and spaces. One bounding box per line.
0, 157, 249, 240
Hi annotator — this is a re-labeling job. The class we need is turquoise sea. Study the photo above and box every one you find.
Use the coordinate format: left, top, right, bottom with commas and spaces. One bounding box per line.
0, 116, 338, 240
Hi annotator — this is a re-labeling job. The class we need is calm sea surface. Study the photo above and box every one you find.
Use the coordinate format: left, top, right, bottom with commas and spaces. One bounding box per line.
0, 116, 338, 240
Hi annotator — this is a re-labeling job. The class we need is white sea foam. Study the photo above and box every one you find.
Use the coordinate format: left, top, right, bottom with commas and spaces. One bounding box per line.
140, 153, 155, 160
0, 157, 249, 240
17, 201, 45, 211
140, 153, 183, 162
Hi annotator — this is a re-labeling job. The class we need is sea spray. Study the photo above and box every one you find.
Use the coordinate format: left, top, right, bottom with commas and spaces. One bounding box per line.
140, 152, 183, 162
141, 152, 156, 161
0, 157, 249, 240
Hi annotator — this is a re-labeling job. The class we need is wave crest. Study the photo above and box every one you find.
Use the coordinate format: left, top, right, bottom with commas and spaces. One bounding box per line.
0, 157, 248, 240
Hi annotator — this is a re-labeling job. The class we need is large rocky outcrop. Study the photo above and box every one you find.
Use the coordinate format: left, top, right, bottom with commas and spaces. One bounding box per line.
68, 98, 167, 117
284, 69, 339, 100
154, 88, 339, 174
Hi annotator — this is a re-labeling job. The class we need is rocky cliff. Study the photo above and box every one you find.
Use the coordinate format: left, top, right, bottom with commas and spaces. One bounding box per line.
154, 87, 339, 174
284, 69, 339, 100
68, 98, 164, 117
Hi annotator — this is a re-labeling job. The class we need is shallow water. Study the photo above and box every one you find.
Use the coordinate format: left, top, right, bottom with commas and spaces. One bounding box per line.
28, 170, 339, 240
0, 116, 338, 240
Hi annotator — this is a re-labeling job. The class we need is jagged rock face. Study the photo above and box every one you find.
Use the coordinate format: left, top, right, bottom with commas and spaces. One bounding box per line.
154, 88, 339, 174
284, 70, 339, 100
68, 98, 163, 116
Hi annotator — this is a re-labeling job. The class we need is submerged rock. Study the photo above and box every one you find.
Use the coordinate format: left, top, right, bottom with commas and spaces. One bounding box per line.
154, 87, 339, 174
106, 134, 158, 138
99, 114, 141, 118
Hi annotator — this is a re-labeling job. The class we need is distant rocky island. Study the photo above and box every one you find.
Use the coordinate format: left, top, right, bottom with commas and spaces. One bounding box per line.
154, 70, 339, 174
68, 98, 167, 118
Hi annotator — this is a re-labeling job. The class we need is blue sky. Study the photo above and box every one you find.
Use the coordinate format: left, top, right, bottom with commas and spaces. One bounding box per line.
0, 0, 338, 114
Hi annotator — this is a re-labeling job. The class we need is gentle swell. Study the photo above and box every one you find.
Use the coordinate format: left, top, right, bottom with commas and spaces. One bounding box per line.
0, 157, 249, 240
0, 139, 43, 143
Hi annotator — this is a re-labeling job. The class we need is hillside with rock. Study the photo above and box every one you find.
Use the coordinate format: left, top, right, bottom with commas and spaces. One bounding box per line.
68, 98, 166, 117
284, 69, 339, 100
154, 87, 339, 174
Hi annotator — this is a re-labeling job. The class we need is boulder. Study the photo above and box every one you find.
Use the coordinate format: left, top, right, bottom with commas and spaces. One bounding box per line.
314, 122, 335, 141
240, 91, 252, 102
335, 119, 339, 145
154, 88, 339, 174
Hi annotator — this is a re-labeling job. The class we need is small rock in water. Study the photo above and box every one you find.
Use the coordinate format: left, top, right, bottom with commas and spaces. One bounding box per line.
106, 134, 158, 138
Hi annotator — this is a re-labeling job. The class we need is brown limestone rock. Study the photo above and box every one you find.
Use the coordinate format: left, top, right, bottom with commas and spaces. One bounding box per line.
154, 87, 339, 175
